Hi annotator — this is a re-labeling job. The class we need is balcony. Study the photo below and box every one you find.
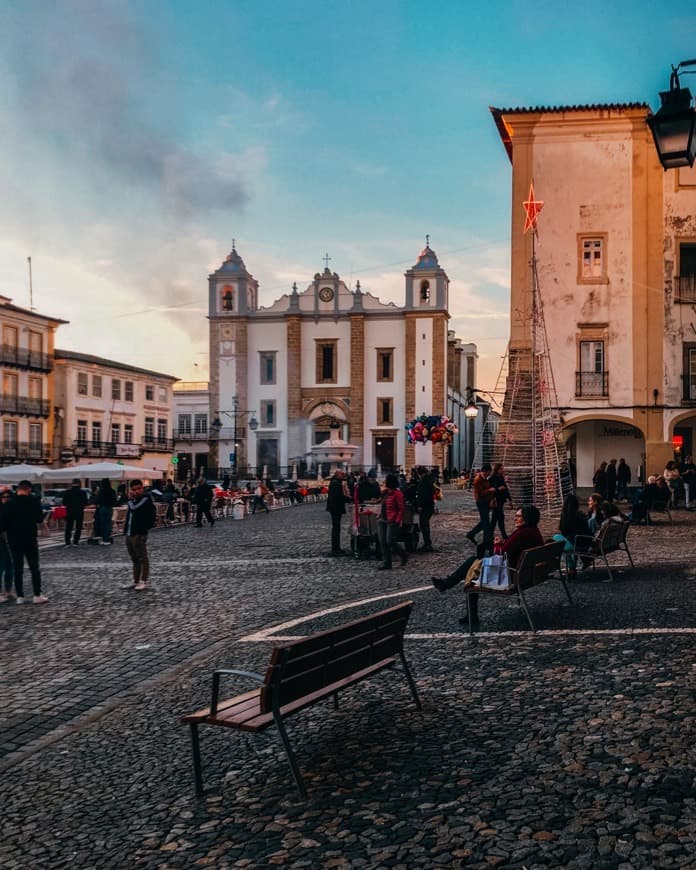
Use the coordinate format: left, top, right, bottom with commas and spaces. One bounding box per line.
0, 442, 51, 464
0, 345, 54, 372
0, 396, 51, 417
141, 437, 175, 453
674, 276, 696, 304
72, 441, 143, 460
575, 371, 609, 398
172, 428, 211, 441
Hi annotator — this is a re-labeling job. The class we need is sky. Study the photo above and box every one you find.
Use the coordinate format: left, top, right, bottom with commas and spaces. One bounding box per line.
0, 0, 694, 397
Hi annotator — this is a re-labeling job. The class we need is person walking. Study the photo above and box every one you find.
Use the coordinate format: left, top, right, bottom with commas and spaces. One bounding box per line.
467, 464, 494, 546
377, 473, 408, 570
95, 478, 117, 545
123, 479, 156, 591
592, 462, 608, 500
250, 478, 270, 514
1, 480, 47, 604
415, 465, 435, 552
617, 458, 631, 501
606, 458, 618, 502
62, 478, 88, 546
488, 462, 512, 539
192, 477, 215, 527
326, 470, 350, 555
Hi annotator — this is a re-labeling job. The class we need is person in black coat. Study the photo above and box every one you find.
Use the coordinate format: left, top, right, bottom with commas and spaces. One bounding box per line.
1, 480, 47, 603
617, 458, 631, 501
415, 466, 435, 552
592, 462, 608, 500
488, 462, 512, 539
606, 459, 618, 502
62, 478, 88, 546
326, 470, 350, 555
95, 478, 117, 545
192, 477, 215, 527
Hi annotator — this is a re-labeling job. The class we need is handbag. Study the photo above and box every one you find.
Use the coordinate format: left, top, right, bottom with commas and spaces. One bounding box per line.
480, 554, 511, 588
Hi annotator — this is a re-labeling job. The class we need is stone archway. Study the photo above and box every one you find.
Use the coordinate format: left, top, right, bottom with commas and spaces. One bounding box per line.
561, 416, 646, 489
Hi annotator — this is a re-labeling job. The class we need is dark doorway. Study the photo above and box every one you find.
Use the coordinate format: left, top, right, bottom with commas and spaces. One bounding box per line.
674, 425, 692, 461
257, 438, 279, 478
375, 436, 395, 470
176, 452, 191, 482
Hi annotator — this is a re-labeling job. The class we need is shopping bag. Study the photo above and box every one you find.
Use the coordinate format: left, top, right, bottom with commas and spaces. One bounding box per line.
480, 554, 511, 588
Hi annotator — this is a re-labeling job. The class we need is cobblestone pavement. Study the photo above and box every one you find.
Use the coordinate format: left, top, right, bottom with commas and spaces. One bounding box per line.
2, 491, 696, 868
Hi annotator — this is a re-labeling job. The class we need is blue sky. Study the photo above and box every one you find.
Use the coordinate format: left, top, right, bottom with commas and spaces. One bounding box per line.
0, 0, 694, 393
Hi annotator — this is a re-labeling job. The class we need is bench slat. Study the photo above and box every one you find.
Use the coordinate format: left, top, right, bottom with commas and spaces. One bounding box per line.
181, 688, 260, 724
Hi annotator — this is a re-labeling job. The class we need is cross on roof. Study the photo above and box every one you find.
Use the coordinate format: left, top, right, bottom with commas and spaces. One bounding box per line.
425, 234, 430, 247
322, 252, 332, 270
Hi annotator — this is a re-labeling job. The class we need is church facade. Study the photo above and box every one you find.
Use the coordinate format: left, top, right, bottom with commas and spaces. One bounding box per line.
207, 242, 473, 477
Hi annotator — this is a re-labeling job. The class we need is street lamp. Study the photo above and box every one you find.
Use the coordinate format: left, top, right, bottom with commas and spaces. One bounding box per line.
210, 397, 258, 477
464, 387, 480, 419
648, 59, 696, 170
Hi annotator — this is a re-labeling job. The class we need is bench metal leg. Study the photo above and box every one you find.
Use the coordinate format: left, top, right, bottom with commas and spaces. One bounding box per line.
333, 691, 339, 710
274, 714, 307, 800
603, 555, 614, 581
517, 587, 536, 632
398, 650, 422, 710
559, 573, 574, 605
189, 723, 204, 797
624, 544, 635, 569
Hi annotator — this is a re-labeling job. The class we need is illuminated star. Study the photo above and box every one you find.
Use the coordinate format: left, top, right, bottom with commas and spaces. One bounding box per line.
523, 182, 544, 234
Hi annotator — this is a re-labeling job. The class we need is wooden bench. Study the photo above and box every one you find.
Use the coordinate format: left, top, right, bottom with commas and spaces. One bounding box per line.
180, 601, 421, 799
464, 539, 571, 633
572, 519, 634, 581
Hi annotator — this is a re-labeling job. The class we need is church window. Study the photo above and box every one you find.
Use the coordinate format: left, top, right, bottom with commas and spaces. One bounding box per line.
316, 340, 337, 384
376, 349, 393, 382
377, 398, 393, 425
420, 280, 430, 303
260, 352, 277, 385
221, 285, 234, 310
261, 400, 276, 427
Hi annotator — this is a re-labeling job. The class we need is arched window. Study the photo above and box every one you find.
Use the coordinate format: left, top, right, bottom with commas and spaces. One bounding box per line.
221, 285, 234, 311
420, 280, 430, 303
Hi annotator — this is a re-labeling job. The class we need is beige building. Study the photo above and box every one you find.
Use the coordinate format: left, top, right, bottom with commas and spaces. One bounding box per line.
491, 102, 696, 486
53, 350, 178, 476
0, 295, 65, 467
207, 242, 469, 477
172, 381, 211, 481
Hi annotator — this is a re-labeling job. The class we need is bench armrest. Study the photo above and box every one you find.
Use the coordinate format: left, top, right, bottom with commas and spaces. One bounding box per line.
211, 668, 266, 715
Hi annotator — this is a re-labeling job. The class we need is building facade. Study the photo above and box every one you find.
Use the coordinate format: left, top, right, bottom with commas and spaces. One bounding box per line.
53, 350, 178, 475
491, 102, 696, 487
0, 296, 65, 466
208, 242, 470, 478
172, 381, 211, 481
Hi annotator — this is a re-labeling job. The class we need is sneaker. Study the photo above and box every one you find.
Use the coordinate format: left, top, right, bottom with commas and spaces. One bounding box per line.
120, 583, 137, 590
32, 595, 49, 604
63, 542, 72, 547
100, 541, 113, 546
16, 597, 24, 604
133, 582, 147, 591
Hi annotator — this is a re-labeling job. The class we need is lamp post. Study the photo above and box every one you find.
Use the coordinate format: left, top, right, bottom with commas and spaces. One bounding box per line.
210, 397, 258, 480
648, 59, 696, 169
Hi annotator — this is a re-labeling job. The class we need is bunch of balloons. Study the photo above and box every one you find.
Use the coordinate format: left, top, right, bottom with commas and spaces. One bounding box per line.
406, 414, 458, 444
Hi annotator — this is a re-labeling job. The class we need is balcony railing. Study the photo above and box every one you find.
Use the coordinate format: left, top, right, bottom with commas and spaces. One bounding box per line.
142, 437, 175, 453
72, 441, 143, 460
172, 429, 211, 441
674, 275, 696, 304
0, 442, 51, 463
0, 345, 54, 372
575, 371, 609, 398
0, 396, 51, 417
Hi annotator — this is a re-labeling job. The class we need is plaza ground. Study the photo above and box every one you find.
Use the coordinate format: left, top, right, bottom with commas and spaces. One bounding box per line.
2, 491, 695, 868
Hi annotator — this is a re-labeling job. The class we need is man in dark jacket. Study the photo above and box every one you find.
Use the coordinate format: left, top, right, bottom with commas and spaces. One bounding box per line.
123, 479, 157, 591
326, 470, 350, 555
616, 458, 631, 501
415, 466, 435, 552
2, 480, 47, 604
192, 477, 215, 527
62, 478, 88, 546
606, 459, 618, 502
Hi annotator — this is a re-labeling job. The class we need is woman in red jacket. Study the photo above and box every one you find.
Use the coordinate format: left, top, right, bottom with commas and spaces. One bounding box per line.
377, 473, 408, 570
432, 504, 543, 629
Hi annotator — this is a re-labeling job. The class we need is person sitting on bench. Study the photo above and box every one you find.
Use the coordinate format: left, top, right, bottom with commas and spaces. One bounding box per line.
431, 504, 543, 630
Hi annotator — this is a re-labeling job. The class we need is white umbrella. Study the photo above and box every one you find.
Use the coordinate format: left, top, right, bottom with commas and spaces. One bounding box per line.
0, 463, 51, 482
42, 461, 153, 482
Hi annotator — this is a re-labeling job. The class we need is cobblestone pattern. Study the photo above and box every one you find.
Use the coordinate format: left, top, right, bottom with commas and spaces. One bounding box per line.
2, 491, 696, 867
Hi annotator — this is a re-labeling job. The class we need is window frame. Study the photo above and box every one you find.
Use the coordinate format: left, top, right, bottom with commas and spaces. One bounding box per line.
376, 348, 394, 383
683, 342, 696, 401
111, 378, 122, 401
145, 384, 154, 402
91, 421, 102, 447
28, 422, 42, 450
144, 417, 155, 443
576, 327, 608, 398
315, 339, 338, 384
124, 381, 134, 402
194, 413, 208, 434
259, 351, 277, 386
77, 372, 88, 396
260, 399, 276, 427
577, 233, 608, 284
178, 414, 192, 435
92, 375, 102, 398
377, 397, 394, 426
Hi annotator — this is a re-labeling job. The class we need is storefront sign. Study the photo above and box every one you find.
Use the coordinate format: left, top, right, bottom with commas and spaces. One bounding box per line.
598, 425, 642, 439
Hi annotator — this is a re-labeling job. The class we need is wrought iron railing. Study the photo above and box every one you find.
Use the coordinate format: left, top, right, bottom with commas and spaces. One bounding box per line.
0, 443, 51, 463
575, 371, 609, 397
0, 396, 50, 416
0, 345, 54, 371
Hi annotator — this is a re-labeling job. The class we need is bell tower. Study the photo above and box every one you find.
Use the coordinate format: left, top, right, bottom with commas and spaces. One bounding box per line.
404, 236, 449, 311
